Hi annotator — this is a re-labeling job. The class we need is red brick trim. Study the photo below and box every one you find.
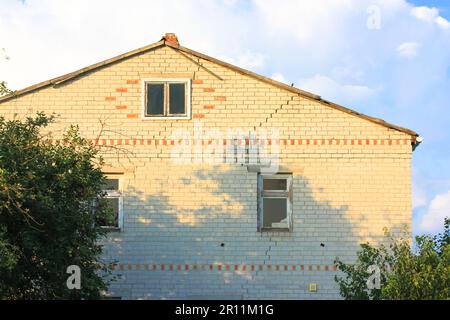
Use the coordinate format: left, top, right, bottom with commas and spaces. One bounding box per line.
116, 87, 127, 92
192, 79, 203, 84
46, 138, 412, 147
203, 88, 215, 92
127, 114, 138, 118
193, 113, 205, 119
214, 96, 226, 101
127, 79, 139, 84
105, 96, 116, 101
203, 105, 214, 110
115, 105, 127, 110
109, 263, 338, 272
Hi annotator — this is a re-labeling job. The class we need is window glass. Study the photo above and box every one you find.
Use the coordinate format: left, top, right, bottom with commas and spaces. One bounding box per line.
102, 179, 119, 190
106, 198, 119, 226
263, 179, 287, 191
147, 83, 164, 115
263, 198, 287, 228
169, 83, 185, 114
96, 198, 119, 228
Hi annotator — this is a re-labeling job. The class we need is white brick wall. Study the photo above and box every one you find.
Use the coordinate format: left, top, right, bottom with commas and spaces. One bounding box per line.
0, 44, 414, 299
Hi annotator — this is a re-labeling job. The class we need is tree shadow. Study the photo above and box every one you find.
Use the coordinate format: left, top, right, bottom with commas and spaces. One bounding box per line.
99, 164, 408, 300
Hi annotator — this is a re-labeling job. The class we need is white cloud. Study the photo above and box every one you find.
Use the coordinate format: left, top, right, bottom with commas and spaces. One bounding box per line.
411, 6, 439, 22
411, 6, 450, 30
218, 50, 266, 70
271, 72, 288, 84
418, 190, 450, 234
396, 42, 420, 58
297, 74, 379, 102
412, 166, 428, 210
412, 182, 427, 209
435, 16, 450, 30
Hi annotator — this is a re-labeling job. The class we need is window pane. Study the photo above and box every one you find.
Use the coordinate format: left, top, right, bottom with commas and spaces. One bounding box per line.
169, 83, 185, 114
263, 179, 287, 191
102, 179, 119, 190
147, 83, 164, 115
97, 198, 119, 227
263, 198, 287, 228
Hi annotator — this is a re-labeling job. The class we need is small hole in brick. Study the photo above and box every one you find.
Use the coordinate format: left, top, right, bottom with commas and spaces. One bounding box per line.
320, 243, 325, 247
220, 243, 225, 247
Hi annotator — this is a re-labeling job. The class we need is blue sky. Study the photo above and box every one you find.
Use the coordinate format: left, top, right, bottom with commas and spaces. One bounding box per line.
1, 0, 449, 236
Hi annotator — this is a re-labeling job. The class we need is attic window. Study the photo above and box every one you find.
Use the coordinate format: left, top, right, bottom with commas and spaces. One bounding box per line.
257, 174, 293, 232
143, 79, 191, 119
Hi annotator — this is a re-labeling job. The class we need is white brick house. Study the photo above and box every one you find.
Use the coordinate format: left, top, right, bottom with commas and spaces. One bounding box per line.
0, 33, 420, 299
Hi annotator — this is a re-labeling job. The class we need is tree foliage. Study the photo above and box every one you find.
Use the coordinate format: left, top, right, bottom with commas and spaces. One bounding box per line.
335, 219, 450, 300
0, 113, 114, 299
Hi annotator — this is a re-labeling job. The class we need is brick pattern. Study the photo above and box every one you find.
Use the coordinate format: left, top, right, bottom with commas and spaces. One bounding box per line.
110, 263, 338, 272
46, 137, 412, 147
0, 45, 413, 300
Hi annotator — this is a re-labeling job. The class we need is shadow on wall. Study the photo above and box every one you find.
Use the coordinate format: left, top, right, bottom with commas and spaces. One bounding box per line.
99, 164, 408, 299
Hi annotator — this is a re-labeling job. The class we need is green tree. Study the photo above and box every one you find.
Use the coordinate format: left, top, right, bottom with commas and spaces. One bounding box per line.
0, 113, 115, 299
335, 219, 450, 300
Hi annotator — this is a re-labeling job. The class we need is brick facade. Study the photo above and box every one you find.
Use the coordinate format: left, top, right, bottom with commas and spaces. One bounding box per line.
0, 40, 416, 299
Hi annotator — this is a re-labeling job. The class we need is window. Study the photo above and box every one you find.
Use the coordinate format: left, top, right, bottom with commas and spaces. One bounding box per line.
96, 177, 123, 230
143, 79, 191, 119
257, 174, 293, 231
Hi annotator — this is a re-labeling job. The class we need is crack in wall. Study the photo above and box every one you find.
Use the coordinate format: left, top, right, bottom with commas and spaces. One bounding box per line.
245, 234, 276, 298
258, 96, 294, 128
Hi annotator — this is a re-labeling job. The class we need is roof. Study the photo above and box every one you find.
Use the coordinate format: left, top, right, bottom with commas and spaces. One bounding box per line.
0, 36, 419, 143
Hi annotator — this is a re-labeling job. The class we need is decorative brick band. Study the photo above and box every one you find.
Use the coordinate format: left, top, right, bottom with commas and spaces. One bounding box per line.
45, 138, 412, 146
109, 263, 338, 272
116, 87, 127, 93
192, 79, 203, 84
105, 96, 116, 101
127, 79, 139, 84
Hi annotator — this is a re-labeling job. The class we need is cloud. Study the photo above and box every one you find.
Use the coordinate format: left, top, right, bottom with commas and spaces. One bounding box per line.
218, 50, 266, 70
396, 42, 420, 58
435, 16, 450, 30
418, 190, 450, 234
411, 6, 450, 29
412, 182, 427, 210
297, 74, 379, 102
271, 72, 288, 84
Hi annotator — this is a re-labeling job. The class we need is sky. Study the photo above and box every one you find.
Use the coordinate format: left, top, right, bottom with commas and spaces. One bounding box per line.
0, 0, 449, 237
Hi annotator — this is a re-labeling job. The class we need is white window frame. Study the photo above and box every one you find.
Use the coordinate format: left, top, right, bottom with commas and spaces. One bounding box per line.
257, 174, 293, 232
141, 78, 191, 120
101, 176, 123, 230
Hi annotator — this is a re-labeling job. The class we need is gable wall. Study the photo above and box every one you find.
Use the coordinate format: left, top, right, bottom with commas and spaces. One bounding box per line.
0, 45, 413, 299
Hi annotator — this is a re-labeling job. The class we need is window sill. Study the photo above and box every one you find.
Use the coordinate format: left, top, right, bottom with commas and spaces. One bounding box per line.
260, 227, 292, 232
100, 226, 122, 232
140, 115, 191, 120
